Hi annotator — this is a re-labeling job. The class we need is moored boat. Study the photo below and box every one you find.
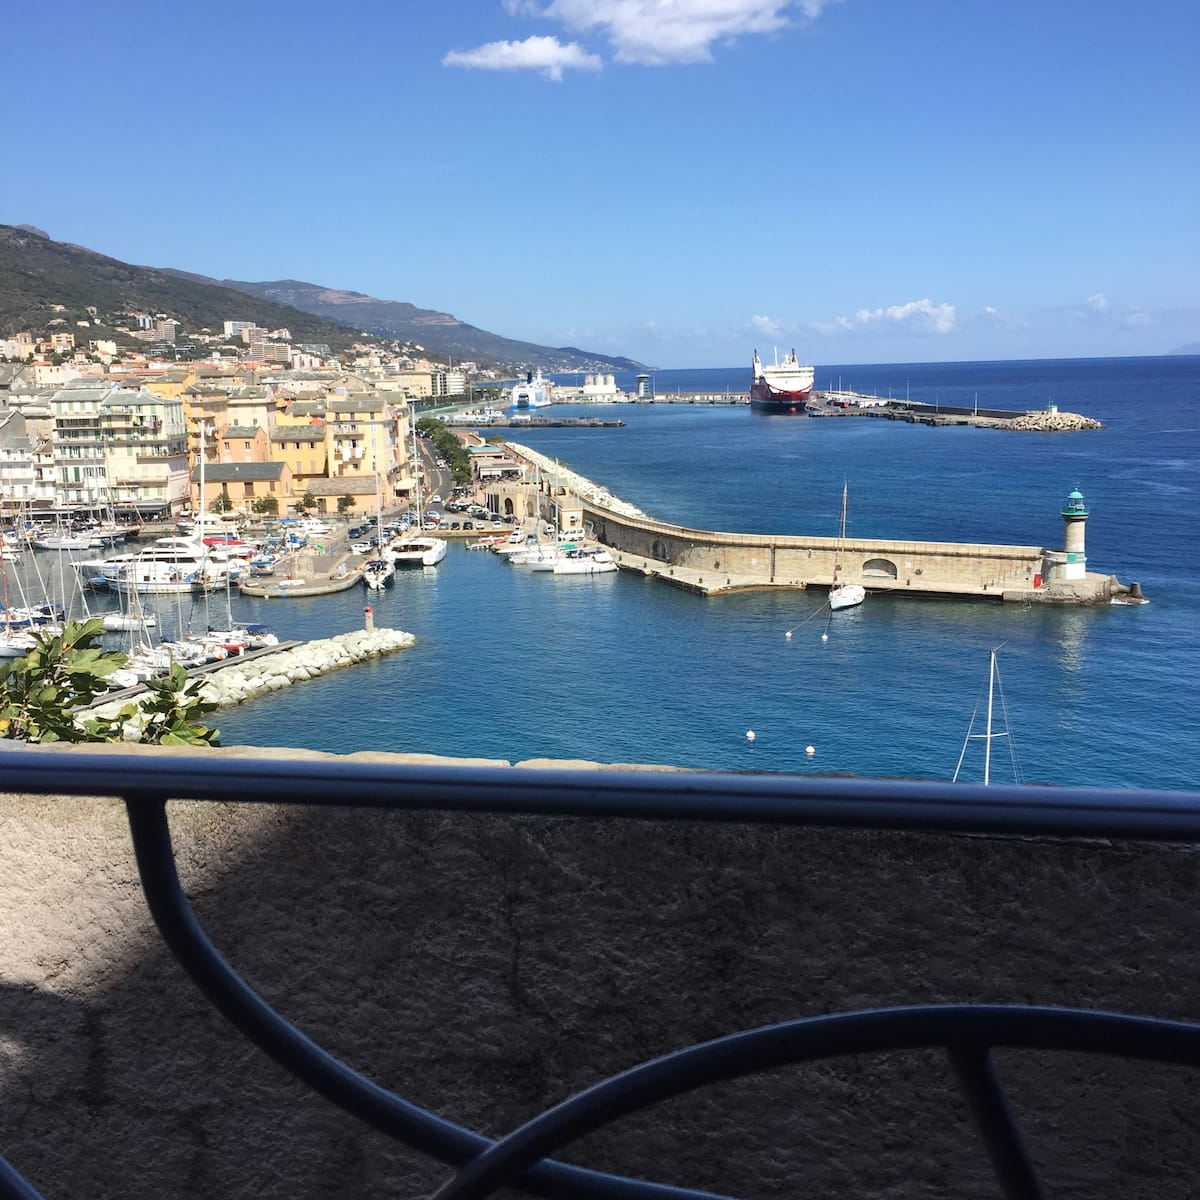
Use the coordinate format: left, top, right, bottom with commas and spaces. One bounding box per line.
828, 482, 865, 611
551, 547, 618, 575
750, 348, 814, 412
362, 557, 395, 589
509, 370, 552, 410
389, 535, 447, 567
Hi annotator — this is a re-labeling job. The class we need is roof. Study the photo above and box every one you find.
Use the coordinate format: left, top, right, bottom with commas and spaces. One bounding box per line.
306, 476, 377, 496
192, 462, 284, 482
221, 426, 262, 438
270, 428, 325, 442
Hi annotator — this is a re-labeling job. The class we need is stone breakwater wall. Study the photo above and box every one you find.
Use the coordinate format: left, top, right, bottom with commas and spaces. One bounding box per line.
1007, 409, 1104, 431
91, 628, 415, 733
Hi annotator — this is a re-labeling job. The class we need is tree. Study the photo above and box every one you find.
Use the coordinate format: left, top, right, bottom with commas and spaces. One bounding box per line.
212, 490, 232, 513
252, 495, 279, 515
0, 620, 219, 746
336, 495, 355, 515
297, 491, 317, 513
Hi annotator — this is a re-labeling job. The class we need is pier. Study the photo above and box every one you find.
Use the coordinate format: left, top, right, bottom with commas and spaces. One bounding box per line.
507, 444, 1136, 605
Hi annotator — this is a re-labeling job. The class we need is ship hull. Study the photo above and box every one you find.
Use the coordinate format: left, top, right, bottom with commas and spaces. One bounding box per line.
750, 349, 814, 412
749, 382, 813, 412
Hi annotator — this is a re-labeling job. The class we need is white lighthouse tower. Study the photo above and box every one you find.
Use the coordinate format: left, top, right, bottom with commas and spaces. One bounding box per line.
1060, 486, 1089, 581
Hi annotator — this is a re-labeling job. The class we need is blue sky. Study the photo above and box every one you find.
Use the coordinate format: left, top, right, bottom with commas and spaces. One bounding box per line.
5, 0, 1197, 367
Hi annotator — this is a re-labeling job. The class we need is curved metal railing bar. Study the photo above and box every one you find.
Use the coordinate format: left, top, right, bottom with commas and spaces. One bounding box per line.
429, 1006, 1200, 1200
4, 749, 1200, 1200
122, 795, 730, 1200
0, 1159, 45, 1200
3, 749, 1200, 842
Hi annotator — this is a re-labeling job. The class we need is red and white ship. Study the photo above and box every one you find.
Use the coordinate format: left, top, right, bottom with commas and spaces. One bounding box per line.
750, 348, 814, 411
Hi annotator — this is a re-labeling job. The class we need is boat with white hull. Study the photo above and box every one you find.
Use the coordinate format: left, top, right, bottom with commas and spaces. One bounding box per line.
363, 557, 396, 589
389, 535, 447, 567
552, 547, 618, 575
828, 482, 865, 611
509, 370, 552, 410
750, 348, 814, 412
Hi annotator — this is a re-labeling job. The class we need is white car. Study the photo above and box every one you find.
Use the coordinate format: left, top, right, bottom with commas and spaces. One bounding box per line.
350, 541, 373, 554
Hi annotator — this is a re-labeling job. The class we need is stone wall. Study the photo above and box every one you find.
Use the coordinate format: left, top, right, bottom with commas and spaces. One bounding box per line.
585, 505, 1045, 595
3, 749, 1199, 1198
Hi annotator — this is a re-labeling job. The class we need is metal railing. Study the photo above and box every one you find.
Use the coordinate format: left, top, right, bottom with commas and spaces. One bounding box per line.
3, 750, 1200, 1200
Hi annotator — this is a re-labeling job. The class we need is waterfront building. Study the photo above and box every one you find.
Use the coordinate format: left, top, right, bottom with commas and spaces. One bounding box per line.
217, 425, 270, 464
46, 379, 188, 514
269, 426, 328, 499
0, 408, 55, 514
194, 460, 291, 514
98, 388, 189, 516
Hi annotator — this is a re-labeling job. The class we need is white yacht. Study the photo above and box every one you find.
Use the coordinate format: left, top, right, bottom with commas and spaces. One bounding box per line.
551, 547, 618, 575
389, 535, 447, 567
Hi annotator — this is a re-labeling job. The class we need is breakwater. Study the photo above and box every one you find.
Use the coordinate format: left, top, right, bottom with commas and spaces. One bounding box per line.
509, 444, 1131, 604
90, 628, 415, 736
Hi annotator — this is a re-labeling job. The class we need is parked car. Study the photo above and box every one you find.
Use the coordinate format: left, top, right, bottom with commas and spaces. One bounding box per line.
462, 520, 474, 530
350, 541, 373, 554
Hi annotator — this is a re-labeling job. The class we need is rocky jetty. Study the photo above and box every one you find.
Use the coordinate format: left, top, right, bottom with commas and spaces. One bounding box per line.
1007, 409, 1104, 432
91, 628, 415, 738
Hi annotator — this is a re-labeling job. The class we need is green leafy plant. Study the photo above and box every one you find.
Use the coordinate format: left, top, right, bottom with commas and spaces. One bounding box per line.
131, 664, 220, 746
0, 619, 220, 746
0, 619, 126, 742
251, 495, 279, 515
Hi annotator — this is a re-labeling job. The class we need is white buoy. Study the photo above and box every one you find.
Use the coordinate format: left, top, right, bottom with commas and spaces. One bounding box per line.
805, 745, 815, 756
785, 631, 792, 639
820, 632, 828, 641
746, 730, 756, 742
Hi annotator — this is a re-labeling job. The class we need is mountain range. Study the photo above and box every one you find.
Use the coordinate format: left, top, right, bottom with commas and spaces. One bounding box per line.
162, 272, 645, 373
0, 224, 645, 372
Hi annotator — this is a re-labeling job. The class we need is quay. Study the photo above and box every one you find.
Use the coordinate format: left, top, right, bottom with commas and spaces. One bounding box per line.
441, 414, 626, 428
506, 444, 1139, 605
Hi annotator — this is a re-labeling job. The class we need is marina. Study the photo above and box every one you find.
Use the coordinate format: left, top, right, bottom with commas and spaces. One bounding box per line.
3, 356, 1197, 792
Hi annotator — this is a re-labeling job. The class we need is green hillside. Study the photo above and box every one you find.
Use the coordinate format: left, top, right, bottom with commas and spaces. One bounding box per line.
0, 226, 379, 352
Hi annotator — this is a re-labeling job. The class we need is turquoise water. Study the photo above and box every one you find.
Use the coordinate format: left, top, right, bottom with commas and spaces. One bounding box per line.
57, 357, 1200, 790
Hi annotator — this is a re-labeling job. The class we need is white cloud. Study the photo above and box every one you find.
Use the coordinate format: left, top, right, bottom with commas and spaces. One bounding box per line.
442, 35, 602, 80
1120, 308, 1153, 328
506, 0, 836, 66
981, 304, 1029, 331
819, 298, 957, 336
1086, 292, 1109, 312
749, 313, 783, 337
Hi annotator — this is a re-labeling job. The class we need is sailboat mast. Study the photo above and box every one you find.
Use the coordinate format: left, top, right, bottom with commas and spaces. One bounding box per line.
984, 649, 996, 786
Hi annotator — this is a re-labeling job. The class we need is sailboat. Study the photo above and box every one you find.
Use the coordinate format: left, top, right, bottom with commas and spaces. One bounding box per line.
952, 648, 1023, 785
363, 464, 394, 590
828, 482, 865, 611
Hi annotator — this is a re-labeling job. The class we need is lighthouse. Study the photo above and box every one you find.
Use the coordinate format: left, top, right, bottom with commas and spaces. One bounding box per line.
1060, 486, 1089, 580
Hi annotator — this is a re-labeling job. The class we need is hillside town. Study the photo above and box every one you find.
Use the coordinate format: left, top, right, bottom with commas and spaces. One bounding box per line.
0, 318, 478, 521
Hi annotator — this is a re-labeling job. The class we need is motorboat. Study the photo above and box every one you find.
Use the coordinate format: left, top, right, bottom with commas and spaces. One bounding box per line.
389, 535, 447, 567
551, 548, 618, 575
508, 545, 563, 568
362, 557, 396, 589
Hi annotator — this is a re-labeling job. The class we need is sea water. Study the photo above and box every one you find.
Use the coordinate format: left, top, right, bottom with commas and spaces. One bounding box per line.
53, 356, 1200, 791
